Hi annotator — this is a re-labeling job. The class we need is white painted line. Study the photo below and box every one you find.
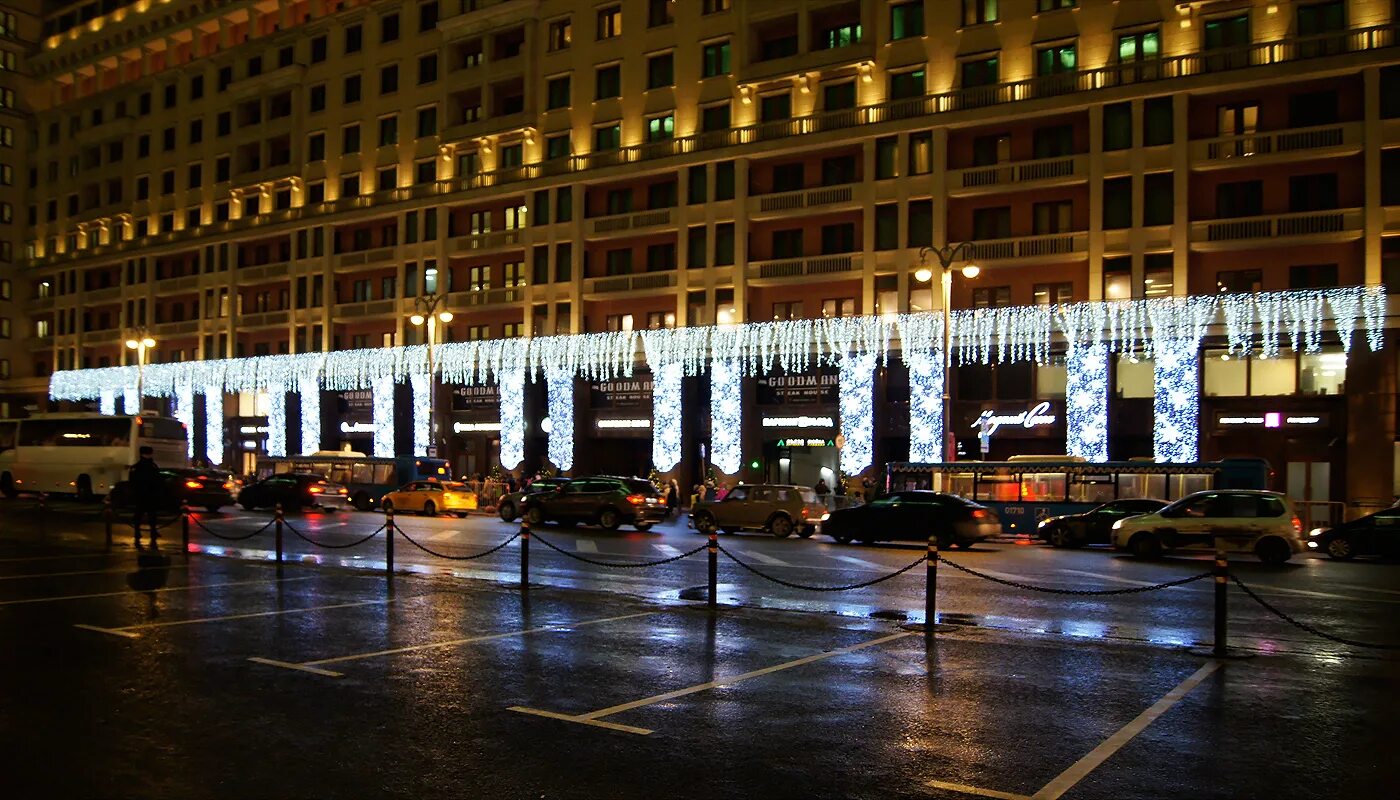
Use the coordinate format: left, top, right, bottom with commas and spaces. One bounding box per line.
833, 554, 885, 570
515, 631, 914, 735
78, 598, 400, 637
739, 550, 791, 567
0, 575, 316, 606
0, 553, 116, 564
926, 779, 1030, 800
73, 623, 140, 639
0, 564, 192, 581
246, 657, 346, 677
508, 706, 655, 736
576, 540, 600, 554
1030, 661, 1221, 800
653, 544, 682, 556
1058, 568, 1182, 589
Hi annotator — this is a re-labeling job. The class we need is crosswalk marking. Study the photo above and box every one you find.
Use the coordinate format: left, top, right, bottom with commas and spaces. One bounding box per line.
739, 550, 791, 567
832, 554, 884, 570
575, 540, 599, 554
653, 544, 682, 556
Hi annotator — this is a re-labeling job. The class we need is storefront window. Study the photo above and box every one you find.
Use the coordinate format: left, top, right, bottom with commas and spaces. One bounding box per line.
1300, 351, 1346, 395
1036, 361, 1067, 399
1115, 356, 1154, 398
1249, 357, 1296, 396
1203, 350, 1246, 396
910, 287, 934, 313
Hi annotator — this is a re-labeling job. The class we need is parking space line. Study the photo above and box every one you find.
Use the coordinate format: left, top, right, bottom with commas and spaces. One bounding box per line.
1058, 569, 1188, 589
74, 598, 401, 638
1030, 661, 1221, 800
0, 564, 191, 581
0, 575, 316, 606
249, 610, 662, 677
926, 780, 1030, 800
576, 540, 599, 554
246, 658, 345, 677
509, 630, 914, 736
738, 550, 791, 567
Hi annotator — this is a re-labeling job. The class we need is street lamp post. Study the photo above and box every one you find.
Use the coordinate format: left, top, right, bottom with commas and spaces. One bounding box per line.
410, 295, 454, 456
124, 330, 156, 412
916, 244, 980, 464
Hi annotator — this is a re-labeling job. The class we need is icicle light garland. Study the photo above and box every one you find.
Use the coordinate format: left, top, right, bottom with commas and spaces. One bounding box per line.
298, 377, 321, 456
651, 363, 683, 472
1065, 344, 1109, 463
410, 374, 431, 457
99, 390, 116, 416
710, 360, 743, 475
266, 385, 288, 458
838, 355, 876, 474
545, 368, 575, 471
371, 376, 394, 458
173, 384, 195, 460
1153, 341, 1201, 463
203, 389, 223, 466
121, 388, 139, 415
498, 369, 525, 470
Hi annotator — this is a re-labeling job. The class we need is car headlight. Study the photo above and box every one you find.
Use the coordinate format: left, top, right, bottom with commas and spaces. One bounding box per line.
1111, 519, 1125, 530
1308, 528, 1325, 537
1307, 541, 1319, 549
1038, 517, 1053, 528
820, 513, 830, 521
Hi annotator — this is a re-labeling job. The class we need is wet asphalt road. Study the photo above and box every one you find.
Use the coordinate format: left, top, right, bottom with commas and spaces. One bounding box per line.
0, 531, 1397, 800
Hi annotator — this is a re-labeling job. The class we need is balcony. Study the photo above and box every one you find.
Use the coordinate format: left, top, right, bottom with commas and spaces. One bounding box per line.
1190, 123, 1362, 169
739, 40, 876, 84
228, 64, 305, 100
447, 286, 525, 309
241, 261, 291, 282
1190, 208, 1364, 250
587, 208, 674, 238
583, 272, 677, 297
333, 248, 397, 272
152, 320, 201, 336
1385, 205, 1400, 234
450, 229, 524, 255
29, 335, 54, 352
154, 275, 200, 294
85, 286, 122, 303
334, 300, 397, 318
441, 110, 531, 145
32, 296, 55, 312
438, 0, 538, 39
747, 185, 855, 220
964, 233, 1089, 264
238, 310, 290, 329
948, 155, 1088, 197
746, 254, 862, 285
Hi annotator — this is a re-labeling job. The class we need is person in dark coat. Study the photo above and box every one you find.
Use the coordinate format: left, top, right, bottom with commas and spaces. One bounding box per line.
128, 446, 163, 548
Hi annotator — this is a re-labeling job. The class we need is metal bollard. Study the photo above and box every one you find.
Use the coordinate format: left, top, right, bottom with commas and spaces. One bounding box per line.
707, 531, 718, 608
384, 505, 395, 577
520, 519, 530, 590
181, 501, 191, 552
926, 534, 939, 639
38, 492, 47, 535
103, 496, 114, 551
1213, 543, 1229, 658
274, 503, 285, 566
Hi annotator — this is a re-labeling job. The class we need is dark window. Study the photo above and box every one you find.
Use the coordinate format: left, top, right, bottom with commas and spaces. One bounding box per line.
1215, 181, 1262, 218
688, 166, 707, 204
907, 199, 933, 247
381, 13, 400, 43
647, 52, 674, 89
418, 54, 439, 85
1382, 149, 1400, 206
547, 75, 571, 109
760, 93, 791, 122
380, 64, 398, 95
961, 57, 999, 88
702, 41, 731, 77
875, 204, 899, 250
715, 162, 735, 200
972, 207, 1011, 239
824, 81, 856, 110
890, 1, 924, 39
1104, 178, 1132, 229
1289, 264, 1338, 289
687, 227, 706, 268
1288, 173, 1338, 212
820, 223, 856, 254
821, 155, 857, 186
310, 35, 327, 63
702, 103, 730, 132
595, 65, 621, 99
1216, 269, 1262, 293
772, 229, 803, 259
345, 24, 362, 54
1104, 102, 1132, 151
1143, 173, 1173, 226
889, 69, 925, 100
1289, 89, 1338, 127
1143, 96, 1173, 146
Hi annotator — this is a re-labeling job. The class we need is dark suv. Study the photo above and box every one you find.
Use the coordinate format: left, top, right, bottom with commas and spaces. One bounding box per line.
522, 477, 667, 531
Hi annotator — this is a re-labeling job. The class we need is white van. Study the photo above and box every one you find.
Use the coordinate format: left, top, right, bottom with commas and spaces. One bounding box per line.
1111, 490, 1304, 564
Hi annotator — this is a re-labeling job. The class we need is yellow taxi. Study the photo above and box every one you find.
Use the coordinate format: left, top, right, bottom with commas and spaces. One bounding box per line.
380, 481, 479, 518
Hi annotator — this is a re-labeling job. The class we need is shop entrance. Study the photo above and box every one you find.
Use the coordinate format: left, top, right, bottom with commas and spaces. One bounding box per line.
1287, 460, 1338, 530
766, 439, 838, 490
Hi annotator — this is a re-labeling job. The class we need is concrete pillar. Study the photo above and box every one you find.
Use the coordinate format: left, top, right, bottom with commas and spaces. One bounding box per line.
1170, 92, 1190, 296
860, 138, 877, 314
1362, 66, 1383, 285
1087, 104, 1105, 301
1345, 340, 1396, 517
733, 157, 750, 321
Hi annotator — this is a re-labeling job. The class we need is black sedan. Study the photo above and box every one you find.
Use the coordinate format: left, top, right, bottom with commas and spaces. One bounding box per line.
820, 491, 1000, 548
1037, 499, 1168, 548
497, 477, 570, 522
237, 473, 350, 512
1308, 508, 1400, 560
109, 468, 238, 513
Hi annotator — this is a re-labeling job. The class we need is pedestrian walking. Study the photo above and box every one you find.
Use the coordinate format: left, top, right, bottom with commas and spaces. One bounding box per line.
128, 445, 164, 548
665, 479, 680, 518
814, 478, 830, 497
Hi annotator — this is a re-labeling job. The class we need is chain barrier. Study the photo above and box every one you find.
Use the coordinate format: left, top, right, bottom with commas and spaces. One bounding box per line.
1231, 575, 1400, 651
188, 515, 276, 542
935, 555, 1214, 596
282, 520, 385, 550
393, 524, 522, 561
718, 544, 925, 592
532, 532, 706, 568
124, 513, 185, 533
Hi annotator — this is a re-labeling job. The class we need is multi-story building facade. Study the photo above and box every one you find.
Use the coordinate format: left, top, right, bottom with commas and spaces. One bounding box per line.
10, 0, 1400, 509
0, 1, 39, 419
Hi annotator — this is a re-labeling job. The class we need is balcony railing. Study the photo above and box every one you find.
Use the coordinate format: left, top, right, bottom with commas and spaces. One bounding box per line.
965, 233, 1089, 262
1193, 208, 1363, 244
951, 155, 1085, 192
585, 272, 677, 294
333, 248, 397, 271
451, 229, 524, 254
1193, 123, 1361, 163
238, 310, 291, 328
154, 274, 201, 294
333, 300, 397, 318
750, 185, 855, 216
240, 261, 291, 282
588, 208, 674, 236
747, 254, 861, 281
447, 286, 525, 308
153, 320, 201, 336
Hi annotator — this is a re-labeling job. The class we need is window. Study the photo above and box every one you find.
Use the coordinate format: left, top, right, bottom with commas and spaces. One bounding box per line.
381, 13, 400, 43
419, 1, 440, 32
1143, 173, 1173, 226
1103, 257, 1132, 300
1383, 149, 1400, 206
875, 204, 899, 250
375, 115, 398, 147
345, 24, 362, 54
889, 68, 925, 100
1289, 264, 1338, 289
648, 0, 675, 27
824, 81, 856, 110
1033, 283, 1073, 305
1104, 178, 1132, 229
820, 223, 856, 254
907, 199, 933, 247
1289, 173, 1339, 212
344, 74, 362, 104
417, 106, 438, 137
647, 243, 676, 271
605, 249, 632, 276
891, 1, 924, 39
647, 52, 674, 89
772, 229, 803, 259
548, 18, 572, 51
819, 23, 861, 50
1118, 29, 1160, 63
703, 0, 731, 13
546, 133, 571, 161
1033, 200, 1072, 234
547, 75, 571, 109
702, 41, 731, 78
1143, 96, 1173, 146
1143, 253, 1172, 297
500, 144, 523, 168
1037, 0, 1076, 10
343, 124, 361, 154
961, 56, 999, 87
1104, 102, 1132, 151
773, 302, 803, 321
1036, 43, 1077, 75
380, 64, 399, 95
702, 103, 731, 132
594, 123, 621, 151
647, 114, 675, 141
596, 65, 621, 99
418, 54, 439, 85
972, 206, 1011, 239
1216, 180, 1262, 218
1216, 269, 1262, 293
715, 162, 735, 200
973, 286, 1012, 308
760, 93, 791, 122
597, 5, 621, 39
875, 137, 898, 179
311, 35, 327, 63
909, 132, 932, 175
972, 134, 1010, 166
963, 0, 998, 26
309, 84, 326, 113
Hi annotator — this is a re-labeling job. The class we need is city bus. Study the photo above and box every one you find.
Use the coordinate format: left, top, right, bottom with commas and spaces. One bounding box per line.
883, 457, 1271, 534
0, 413, 190, 500
254, 452, 452, 511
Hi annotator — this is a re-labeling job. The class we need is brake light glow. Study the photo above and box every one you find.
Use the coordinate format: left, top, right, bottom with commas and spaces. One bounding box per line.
337, 488, 347, 494
971, 509, 989, 519
800, 507, 808, 518
625, 494, 647, 505
1291, 516, 1302, 534
184, 480, 202, 489
222, 482, 235, 491
308, 487, 325, 494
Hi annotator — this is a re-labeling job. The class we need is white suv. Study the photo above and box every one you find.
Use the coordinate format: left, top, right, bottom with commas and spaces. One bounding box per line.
1111, 490, 1304, 565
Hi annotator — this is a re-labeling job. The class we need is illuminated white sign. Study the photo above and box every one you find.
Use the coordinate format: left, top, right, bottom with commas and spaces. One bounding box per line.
597, 419, 651, 429
1219, 413, 1324, 428
453, 421, 502, 433
339, 422, 377, 434
61, 433, 92, 439
238, 425, 270, 434
762, 415, 835, 429
971, 401, 1058, 435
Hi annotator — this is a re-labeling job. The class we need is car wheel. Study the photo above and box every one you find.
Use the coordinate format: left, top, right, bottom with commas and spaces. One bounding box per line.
0, 472, 16, 499
831, 532, 853, 544
498, 501, 517, 522
598, 508, 621, 531
635, 522, 653, 531
240, 501, 259, 511
796, 526, 814, 539
526, 506, 545, 526
769, 515, 794, 538
76, 474, 95, 503
352, 492, 372, 512
205, 505, 222, 514
421, 500, 437, 517
693, 512, 717, 534
1047, 525, 1073, 548
1325, 536, 1356, 561
953, 539, 975, 550
1256, 537, 1291, 565
1129, 532, 1163, 560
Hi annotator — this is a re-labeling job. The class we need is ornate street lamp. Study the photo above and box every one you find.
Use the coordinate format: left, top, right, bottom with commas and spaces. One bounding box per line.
916, 243, 981, 462
410, 294, 453, 455
124, 329, 156, 410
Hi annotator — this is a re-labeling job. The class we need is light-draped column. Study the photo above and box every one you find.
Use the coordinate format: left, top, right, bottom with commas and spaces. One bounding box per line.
1153, 341, 1200, 463
266, 384, 288, 457
1065, 343, 1109, 462
410, 374, 431, 457
173, 384, 195, 460
203, 389, 224, 466
498, 369, 525, 470
546, 368, 575, 471
906, 352, 944, 463
651, 363, 682, 472
709, 360, 742, 475
298, 376, 321, 455
372, 376, 394, 458
838, 355, 876, 475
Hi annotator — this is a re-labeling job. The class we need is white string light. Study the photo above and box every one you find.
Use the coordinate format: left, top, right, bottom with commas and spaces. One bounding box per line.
298, 376, 321, 455
265, 384, 287, 458
122, 388, 139, 414
650, 363, 683, 472
99, 390, 116, 415
173, 384, 195, 460
710, 359, 742, 475
1152, 340, 1200, 463
371, 376, 394, 458
546, 368, 574, 471
1065, 344, 1108, 462
838, 354, 876, 474
499, 369, 525, 470
410, 373, 431, 457
203, 388, 223, 466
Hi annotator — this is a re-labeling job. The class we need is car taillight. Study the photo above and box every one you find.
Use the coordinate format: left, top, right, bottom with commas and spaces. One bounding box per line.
337, 488, 347, 494
626, 494, 647, 505
308, 487, 324, 494
971, 509, 989, 519
184, 480, 202, 489
222, 481, 235, 491
1291, 516, 1302, 534
800, 507, 809, 518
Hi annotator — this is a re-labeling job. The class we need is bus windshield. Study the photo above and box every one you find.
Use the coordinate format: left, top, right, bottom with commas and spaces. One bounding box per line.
17, 418, 133, 447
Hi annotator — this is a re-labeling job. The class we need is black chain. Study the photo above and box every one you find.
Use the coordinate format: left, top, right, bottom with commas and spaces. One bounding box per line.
189, 515, 275, 542
283, 520, 385, 550
531, 532, 706, 568
126, 514, 184, 532
718, 544, 925, 592
1231, 575, 1400, 651
393, 525, 522, 561
936, 555, 1214, 595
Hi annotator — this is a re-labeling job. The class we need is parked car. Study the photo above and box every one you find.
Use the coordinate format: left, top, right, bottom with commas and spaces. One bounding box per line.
110, 467, 238, 513
690, 484, 827, 538
498, 477, 571, 522
1111, 490, 1303, 564
522, 476, 666, 531
380, 481, 478, 518
1038, 499, 1169, 548
237, 473, 350, 512
820, 491, 1000, 548
1308, 508, 1400, 560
